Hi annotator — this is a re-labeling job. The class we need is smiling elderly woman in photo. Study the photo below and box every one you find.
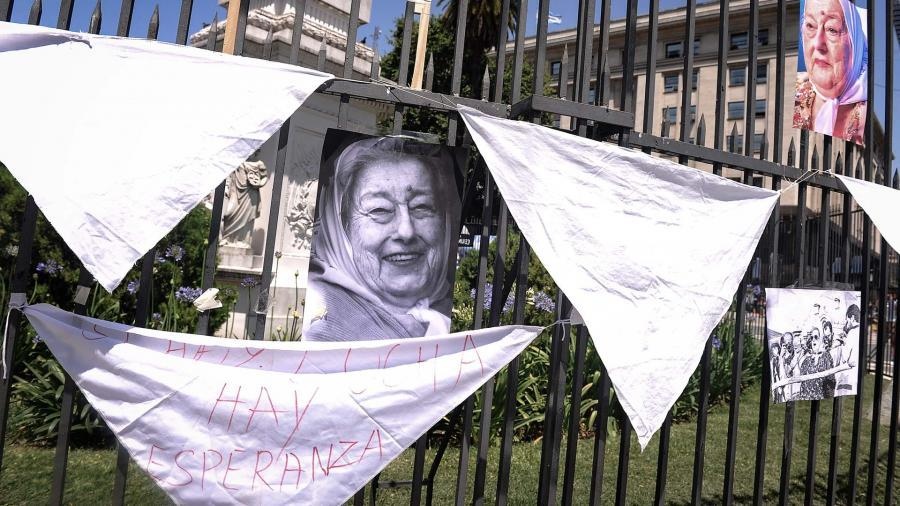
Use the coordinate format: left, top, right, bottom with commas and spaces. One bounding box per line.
302, 136, 461, 342
793, 0, 868, 145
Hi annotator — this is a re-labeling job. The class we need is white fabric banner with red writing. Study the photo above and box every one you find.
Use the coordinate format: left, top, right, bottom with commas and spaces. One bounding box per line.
837, 174, 900, 253
22, 304, 541, 505
458, 105, 780, 449
0, 21, 332, 292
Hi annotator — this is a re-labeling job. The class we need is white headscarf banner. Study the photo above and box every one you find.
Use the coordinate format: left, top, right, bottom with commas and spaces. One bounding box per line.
0, 22, 332, 292
837, 175, 900, 253
21, 303, 541, 505
458, 106, 780, 448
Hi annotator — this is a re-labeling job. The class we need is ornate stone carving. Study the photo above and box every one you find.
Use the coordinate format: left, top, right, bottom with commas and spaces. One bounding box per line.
221, 157, 269, 248
285, 179, 318, 254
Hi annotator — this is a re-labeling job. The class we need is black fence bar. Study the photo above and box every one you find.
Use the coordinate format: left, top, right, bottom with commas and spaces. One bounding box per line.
252, 123, 291, 339
343, 0, 360, 79
641, 0, 659, 136
0, 0, 12, 23
472, 202, 509, 503
847, 1, 875, 501
288, 0, 306, 65
612, 1, 638, 502
562, 325, 588, 506
691, 341, 713, 504
391, 1, 414, 135
722, 273, 748, 505
490, 10, 531, 489
588, 365, 611, 506
495, 238, 530, 505
48, 268, 93, 506
537, 293, 571, 505
593, 0, 610, 108
492, 0, 511, 102
56, 0, 73, 29
826, 156, 852, 505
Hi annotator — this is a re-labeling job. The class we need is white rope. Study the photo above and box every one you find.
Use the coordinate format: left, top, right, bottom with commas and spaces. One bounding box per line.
2, 293, 27, 380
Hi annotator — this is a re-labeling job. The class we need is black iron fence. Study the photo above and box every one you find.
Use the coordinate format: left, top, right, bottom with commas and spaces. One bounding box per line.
0, 0, 899, 504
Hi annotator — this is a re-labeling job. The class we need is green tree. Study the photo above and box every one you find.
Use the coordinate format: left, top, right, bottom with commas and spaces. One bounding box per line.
438, 0, 521, 90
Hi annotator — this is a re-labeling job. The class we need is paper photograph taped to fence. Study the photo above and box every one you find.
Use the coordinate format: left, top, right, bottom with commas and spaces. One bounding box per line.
301, 130, 465, 342
792, 0, 868, 146
765, 288, 861, 403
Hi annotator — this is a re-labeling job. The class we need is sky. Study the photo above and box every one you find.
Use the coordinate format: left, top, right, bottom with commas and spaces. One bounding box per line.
10, 0, 898, 177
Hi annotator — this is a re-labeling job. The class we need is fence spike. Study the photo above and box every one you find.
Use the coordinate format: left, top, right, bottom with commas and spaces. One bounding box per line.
482, 66, 491, 101
811, 145, 819, 172
661, 119, 670, 138
263, 25, 274, 60
759, 129, 768, 160
206, 13, 219, 51
274, 0, 287, 16
559, 44, 569, 100
425, 53, 434, 91
729, 123, 739, 153
696, 115, 706, 146
317, 37, 327, 71
788, 137, 796, 166
88, 0, 102, 35
893, 172, 898, 189
147, 5, 159, 40
855, 157, 863, 179
835, 152, 844, 175
370, 51, 380, 81
28, 0, 41, 25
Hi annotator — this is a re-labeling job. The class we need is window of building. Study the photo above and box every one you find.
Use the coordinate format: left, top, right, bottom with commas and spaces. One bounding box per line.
755, 99, 766, 117
753, 133, 765, 152
693, 38, 701, 55
730, 32, 748, 50
730, 67, 746, 86
757, 63, 768, 83
692, 69, 699, 90
666, 42, 682, 58
664, 74, 679, 92
731, 30, 770, 50
727, 134, 744, 154
550, 61, 561, 77
728, 101, 744, 119
663, 106, 678, 125
690, 104, 697, 122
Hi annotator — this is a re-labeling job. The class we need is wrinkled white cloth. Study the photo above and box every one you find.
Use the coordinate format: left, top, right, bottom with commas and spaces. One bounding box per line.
837, 174, 900, 253
0, 22, 332, 292
458, 106, 779, 448
23, 303, 541, 505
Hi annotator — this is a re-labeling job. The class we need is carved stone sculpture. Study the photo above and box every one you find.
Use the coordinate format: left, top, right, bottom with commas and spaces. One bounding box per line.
222, 157, 269, 247
286, 179, 318, 254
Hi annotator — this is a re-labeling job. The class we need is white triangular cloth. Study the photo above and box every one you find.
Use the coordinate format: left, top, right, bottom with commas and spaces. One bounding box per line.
22, 304, 541, 505
458, 106, 779, 448
0, 22, 333, 292
837, 174, 900, 253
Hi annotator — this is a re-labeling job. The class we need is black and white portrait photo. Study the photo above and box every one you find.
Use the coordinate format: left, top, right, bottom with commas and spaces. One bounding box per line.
302, 130, 465, 341
765, 288, 861, 402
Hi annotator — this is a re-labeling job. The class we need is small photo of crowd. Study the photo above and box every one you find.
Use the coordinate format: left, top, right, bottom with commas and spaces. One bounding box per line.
765, 288, 861, 403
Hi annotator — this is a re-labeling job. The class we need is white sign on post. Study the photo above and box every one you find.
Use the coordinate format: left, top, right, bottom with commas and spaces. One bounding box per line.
22, 304, 542, 505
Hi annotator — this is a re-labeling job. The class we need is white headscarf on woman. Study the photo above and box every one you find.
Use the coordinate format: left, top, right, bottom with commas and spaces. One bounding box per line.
306, 136, 459, 337
801, 0, 868, 135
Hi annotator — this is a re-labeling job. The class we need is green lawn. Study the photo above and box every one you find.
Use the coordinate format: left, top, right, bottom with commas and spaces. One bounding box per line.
1, 377, 897, 505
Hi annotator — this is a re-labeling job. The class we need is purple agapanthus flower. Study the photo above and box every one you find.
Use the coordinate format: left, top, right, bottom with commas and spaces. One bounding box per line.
712, 336, 722, 350
240, 276, 260, 288
533, 291, 556, 313
126, 280, 139, 295
175, 286, 203, 303
165, 245, 184, 262
36, 259, 61, 276
151, 312, 162, 323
